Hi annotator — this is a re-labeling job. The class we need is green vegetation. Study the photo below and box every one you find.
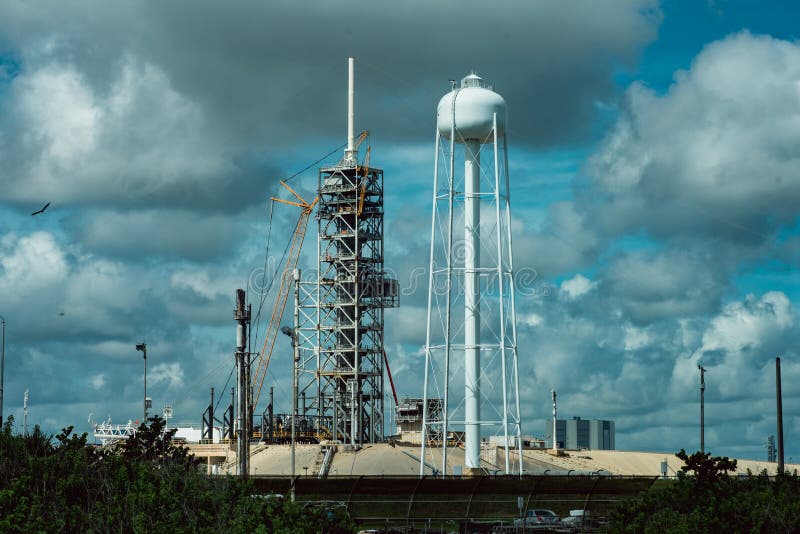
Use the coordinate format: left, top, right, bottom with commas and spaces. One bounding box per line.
0, 416, 355, 533
605, 449, 800, 533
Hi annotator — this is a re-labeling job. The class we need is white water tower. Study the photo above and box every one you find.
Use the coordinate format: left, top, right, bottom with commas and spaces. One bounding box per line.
421, 73, 523, 476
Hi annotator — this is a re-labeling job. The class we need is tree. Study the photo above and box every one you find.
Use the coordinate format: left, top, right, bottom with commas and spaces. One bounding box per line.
675, 448, 738, 483
0, 417, 356, 533
113, 415, 196, 466
604, 450, 800, 533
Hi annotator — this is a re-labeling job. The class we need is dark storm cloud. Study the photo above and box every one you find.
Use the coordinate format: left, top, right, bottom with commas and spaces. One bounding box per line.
140, 0, 660, 146
74, 209, 241, 261
0, 0, 661, 257
0, 0, 661, 151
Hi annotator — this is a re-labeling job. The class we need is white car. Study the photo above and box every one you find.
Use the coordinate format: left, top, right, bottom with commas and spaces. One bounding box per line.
513, 509, 560, 529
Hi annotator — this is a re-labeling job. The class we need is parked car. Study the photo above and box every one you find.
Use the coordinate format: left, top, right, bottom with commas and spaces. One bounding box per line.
513, 509, 560, 529
559, 510, 607, 531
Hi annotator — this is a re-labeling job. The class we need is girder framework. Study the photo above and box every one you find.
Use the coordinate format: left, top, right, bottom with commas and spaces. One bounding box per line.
298, 162, 397, 445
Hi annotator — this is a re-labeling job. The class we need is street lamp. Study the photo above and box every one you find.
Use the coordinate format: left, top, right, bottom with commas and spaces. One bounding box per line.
698, 364, 706, 453
0, 314, 5, 427
281, 324, 299, 500
136, 343, 147, 422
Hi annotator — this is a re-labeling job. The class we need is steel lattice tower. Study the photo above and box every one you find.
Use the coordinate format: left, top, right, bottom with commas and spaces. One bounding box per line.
296, 58, 397, 445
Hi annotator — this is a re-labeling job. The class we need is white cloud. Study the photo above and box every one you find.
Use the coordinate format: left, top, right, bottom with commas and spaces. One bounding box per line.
587, 32, 800, 242
560, 274, 596, 300
699, 291, 792, 354
1, 58, 257, 210
149, 362, 185, 390
521, 313, 543, 327
90, 373, 106, 390
668, 292, 794, 400
0, 231, 68, 293
623, 325, 651, 350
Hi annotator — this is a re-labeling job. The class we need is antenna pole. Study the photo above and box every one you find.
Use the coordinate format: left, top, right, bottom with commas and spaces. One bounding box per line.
552, 390, 558, 452
23, 389, 28, 434
777, 356, 785, 474
0, 314, 5, 427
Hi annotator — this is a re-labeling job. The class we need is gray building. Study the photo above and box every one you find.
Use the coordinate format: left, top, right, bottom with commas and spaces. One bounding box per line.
544, 417, 615, 450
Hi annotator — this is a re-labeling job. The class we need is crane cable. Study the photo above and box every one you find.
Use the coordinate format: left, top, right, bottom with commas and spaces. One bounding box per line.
283, 142, 346, 183
251, 141, 347, 347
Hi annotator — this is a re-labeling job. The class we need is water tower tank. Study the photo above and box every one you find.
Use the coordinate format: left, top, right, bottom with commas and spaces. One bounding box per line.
437, 73, 507, 142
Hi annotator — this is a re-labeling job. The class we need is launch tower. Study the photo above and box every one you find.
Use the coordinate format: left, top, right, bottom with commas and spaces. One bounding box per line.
297, 59, 398, 445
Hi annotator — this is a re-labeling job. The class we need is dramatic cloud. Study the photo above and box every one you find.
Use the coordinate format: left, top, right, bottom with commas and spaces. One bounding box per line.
0, 58, 276, 211
3, 2, 800, 463
585, 31, 800, 244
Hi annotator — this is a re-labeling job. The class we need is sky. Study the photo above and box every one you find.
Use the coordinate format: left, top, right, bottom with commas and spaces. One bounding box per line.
1, 0, 800, 462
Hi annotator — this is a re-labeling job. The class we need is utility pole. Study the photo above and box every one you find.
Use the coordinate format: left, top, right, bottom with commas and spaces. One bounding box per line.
0, 314, 5, 427
551, 389, 558, 452
699, 364, 706, 453
776, 356, 785, 474
23, 389, 28, 434
269, 387, 274, 441
136, 343, 147, 422
234, 289, 251, 478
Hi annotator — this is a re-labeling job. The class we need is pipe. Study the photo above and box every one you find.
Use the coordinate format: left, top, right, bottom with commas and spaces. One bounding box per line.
464, 139, 481, 470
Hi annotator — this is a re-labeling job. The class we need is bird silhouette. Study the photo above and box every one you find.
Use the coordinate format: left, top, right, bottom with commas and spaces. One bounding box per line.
31, 202, 50, 216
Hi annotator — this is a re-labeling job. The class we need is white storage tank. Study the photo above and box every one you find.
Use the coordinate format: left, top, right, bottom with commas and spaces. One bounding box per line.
436, 73, 507, 142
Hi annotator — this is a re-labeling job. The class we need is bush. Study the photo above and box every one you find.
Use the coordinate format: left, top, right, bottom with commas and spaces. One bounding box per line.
0, 416, 356, 533
604, 449, 800, 533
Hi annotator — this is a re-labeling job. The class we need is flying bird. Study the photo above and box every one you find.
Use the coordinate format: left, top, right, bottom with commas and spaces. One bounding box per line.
31, 202, 50, 216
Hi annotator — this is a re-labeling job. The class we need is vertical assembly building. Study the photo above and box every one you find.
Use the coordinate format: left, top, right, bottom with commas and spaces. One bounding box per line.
545, 417, 615, 450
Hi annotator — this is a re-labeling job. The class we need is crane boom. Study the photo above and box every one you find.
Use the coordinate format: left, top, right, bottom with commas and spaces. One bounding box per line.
382, 348, 399, 407
251, 183, 316, 411
357, 146, 371, 216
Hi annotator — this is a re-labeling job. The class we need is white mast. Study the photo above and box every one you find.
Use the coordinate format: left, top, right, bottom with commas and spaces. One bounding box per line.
344, 57, 356, 164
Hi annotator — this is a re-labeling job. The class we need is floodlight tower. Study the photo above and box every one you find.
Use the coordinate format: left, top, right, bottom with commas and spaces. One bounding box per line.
421, 73, 522, 476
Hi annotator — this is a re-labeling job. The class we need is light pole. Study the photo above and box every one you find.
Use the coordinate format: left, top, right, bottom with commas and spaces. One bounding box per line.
0, 314, 5, 427
698, 364, 706, 453
282, 267, 301, 501
282, 324, 298, 500
136, 343, 147, 422
551, 389, 557, 452
776, 357, 784, 474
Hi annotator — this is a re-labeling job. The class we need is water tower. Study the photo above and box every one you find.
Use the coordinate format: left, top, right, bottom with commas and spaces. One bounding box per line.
420, 73, 523, 476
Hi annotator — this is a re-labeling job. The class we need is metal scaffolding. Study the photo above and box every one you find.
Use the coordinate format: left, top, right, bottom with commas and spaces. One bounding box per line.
296, 158, 398, 445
